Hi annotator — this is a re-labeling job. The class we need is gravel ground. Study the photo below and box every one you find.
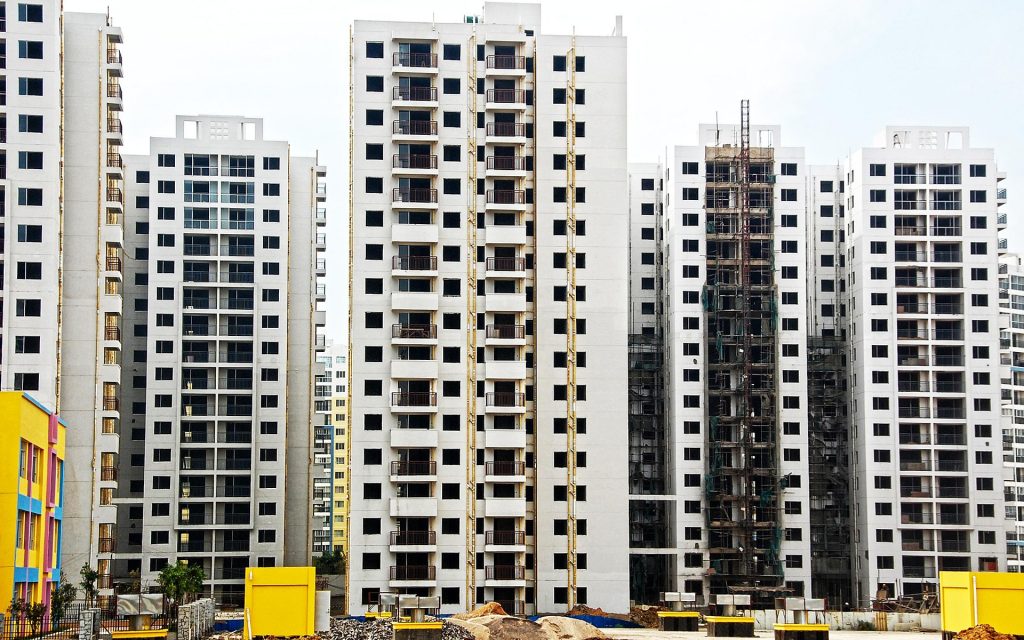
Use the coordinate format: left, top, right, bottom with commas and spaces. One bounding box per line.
326, 616, 474, 640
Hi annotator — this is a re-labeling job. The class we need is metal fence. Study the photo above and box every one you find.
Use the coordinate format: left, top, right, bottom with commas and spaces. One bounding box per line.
0, 600, 180, 640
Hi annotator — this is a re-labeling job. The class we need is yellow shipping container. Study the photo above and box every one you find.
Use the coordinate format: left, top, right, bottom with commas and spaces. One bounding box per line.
243, 567, 316, 637
940, 571, 1024, 635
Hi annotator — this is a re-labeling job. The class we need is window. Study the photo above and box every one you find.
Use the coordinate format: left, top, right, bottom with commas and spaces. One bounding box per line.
443, 78, 460, 94
18, 40, 44, 59
365, 42, 384, 58
553, 55, 566, 71
18, 77, 43, 96
16, 224, 42, 242
780, 163, 797, 176
18, 114, 43, 133
365, 76, 383, 92
16, 262, 42, 280
681, 162, 698, 174
681, 187, 698, 200
365, 109, 383, 126
443, 43, 460, 60
157, 153, 175, 167
18, 4, 44, 22
970, 164, 987, 178
17, 188, 42, 206
263, 157, 280, 170
781, 189, 797, 201
970, 190, 987, 203
971, 241, 987, 255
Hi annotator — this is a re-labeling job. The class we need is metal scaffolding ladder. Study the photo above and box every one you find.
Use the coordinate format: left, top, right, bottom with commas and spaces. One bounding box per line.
565, 36, 579, 609
465, 30, 480, 611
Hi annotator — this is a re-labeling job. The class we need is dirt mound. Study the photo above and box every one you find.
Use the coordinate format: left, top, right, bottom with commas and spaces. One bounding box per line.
567, 605, 607, 617
537, 616, 608, 640
480, 616, 545, 640
453, 602, 509, 620
954, 625, 1016, 640
628, 606, 661, 629
446, 617, 490, 640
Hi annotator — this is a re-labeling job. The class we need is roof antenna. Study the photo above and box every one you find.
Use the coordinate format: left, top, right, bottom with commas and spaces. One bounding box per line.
715, 111, 720, 146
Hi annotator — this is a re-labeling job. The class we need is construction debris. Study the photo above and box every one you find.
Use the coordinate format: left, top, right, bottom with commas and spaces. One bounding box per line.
627, 606, 661, 629
329, 617, 393, 640
953, 625, 1016, 640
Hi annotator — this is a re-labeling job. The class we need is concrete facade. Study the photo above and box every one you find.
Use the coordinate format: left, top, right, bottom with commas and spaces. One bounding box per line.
112, 116, 325, 603
348, 2, 629, 615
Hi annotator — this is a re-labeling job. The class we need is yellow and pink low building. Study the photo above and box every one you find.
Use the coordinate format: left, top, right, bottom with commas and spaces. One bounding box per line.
0, 392, 66, 609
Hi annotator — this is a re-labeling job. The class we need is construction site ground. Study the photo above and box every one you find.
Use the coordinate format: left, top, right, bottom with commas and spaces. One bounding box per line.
606, 632, 941, 640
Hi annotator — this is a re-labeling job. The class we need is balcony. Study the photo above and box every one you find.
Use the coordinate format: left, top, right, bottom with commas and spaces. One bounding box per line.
393, 52, 437, 69
486, 324, 525, 341
390, 566, 435, 582
392, 86, 437, 104
106, 48, 122, 64
392, 188, 438, 208
106, 83, 122, 99
392, 255, 438, 272
901, 539, 935, 552
107, 117, 123, 134
486, 155, 528, 175
486, 392, 525, 408
391, 358, 438, 380
106, 187, 123, 203
485, 565, 525, 581
895, 251, 927, 262
104, 326, 121, 341
485, 360, 526, 380
903, 566, 937, 579
484, 497, 527, 518
485, 461, 526, 477
485, 292, 527, 313
102, 396, 119, 411
100, 466, 118, 481
486, 190, 527, 209
485, 530, 525, 547
390, 531, 436, 547
484, 429, 527, 450
106, 152, 123, 169
391, 291, 439, 312
393, 120, 437, 138
899, 461, 932, 472
393, 154, 438, 174
485, 122, 527, 141
486, 89, 527, 108
392, 324, 437, 341
390, 460, 437, 477
931, 226, 962, 237
486, 55, 526, 72
486, 257, 526, 274
98, 537, 116, 553
391, 392, 437, 408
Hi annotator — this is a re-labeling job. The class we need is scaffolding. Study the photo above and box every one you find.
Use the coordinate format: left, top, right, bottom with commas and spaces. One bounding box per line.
465, 30, 480, 610
807, 165, 853, 604
704, 100, 784, 606
564, 36, 580, 610
343, 25, 356, 614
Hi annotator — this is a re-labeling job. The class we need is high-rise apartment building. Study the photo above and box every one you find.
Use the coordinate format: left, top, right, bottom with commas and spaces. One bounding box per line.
999, 253, 1024, 571
315, 341, 349, 557
845, 127, 1007, 602
0, 0, 125, 588
657, 116, 813, 606
348, 2, 628, 615
113, 116, 326, 603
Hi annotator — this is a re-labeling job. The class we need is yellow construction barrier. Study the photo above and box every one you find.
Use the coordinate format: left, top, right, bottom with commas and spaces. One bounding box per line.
940, 571, 1024, 636
243, 567, 316, 638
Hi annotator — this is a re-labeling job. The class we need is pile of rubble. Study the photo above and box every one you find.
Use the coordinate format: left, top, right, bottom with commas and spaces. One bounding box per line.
953, 625, 1016, 640
627, 606, 661, 629
326, 616, 474, 640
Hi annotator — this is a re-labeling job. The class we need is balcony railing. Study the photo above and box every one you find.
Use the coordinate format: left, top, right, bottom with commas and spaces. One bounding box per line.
393, 154, 438, 170
900, 486, 932, 497
901, 539, 934, 551
900, 512, 933, 524
392, 392, 437, 407
486, 565, 525, 580
485, 530, 526, 546
931, 200, 962, 211
393, 86, 437, 102
486, 257, 526, 271
390, 460, 437, 476
393, 255, 437, 270
390, 566, 435, 581
107, 152, 123, 168
486, 55, 526, 70
933, 355, 965, 366
104, 326, 121, 341
486, 392, 525, 408
107, 118, 122, 133
486, 190, 526, 205
903, 566, 937, 578
895, 251, 927, 262
393, 324, 437, 339
487, 324, 525, 340
486, 122, 526, 137
899, 461, 932, 472
486, 89, 527, 104
102, 396, 119, 411
486, 156, 527, 171
106, 187, 123, 202
393, 120, 437, 136
98, 537, 116, 553
393, 188, 438, 204
393, 52, 437, 68
106, 48, 122, 64
106, 257, 122, 272
894, 174, 926, 185
100, 466, 118, 481
899, 433, 930, 445
390, 531, 436, 546
931, 226, 962, 237
106, 84, 122, 99
485, 461, 526, 476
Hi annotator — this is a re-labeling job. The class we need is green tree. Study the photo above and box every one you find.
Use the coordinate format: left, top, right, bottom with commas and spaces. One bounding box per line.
157, 562, 206, 605
313, 548, 345, 575
79, 564, 99, 608
25, 602, 46, 634
50, 572, 78, 624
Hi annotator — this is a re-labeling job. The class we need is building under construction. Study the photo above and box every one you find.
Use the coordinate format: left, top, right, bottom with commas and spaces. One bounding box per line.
663, 106, 815, 605
805, 166, 854, 605
626, 164, 672, 604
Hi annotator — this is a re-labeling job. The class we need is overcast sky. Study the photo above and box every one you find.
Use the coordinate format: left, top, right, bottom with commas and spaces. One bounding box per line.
67, 0, 1024, 343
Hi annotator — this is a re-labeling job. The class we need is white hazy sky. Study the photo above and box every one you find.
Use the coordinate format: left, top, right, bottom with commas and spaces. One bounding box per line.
67, 0, 1024, 343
